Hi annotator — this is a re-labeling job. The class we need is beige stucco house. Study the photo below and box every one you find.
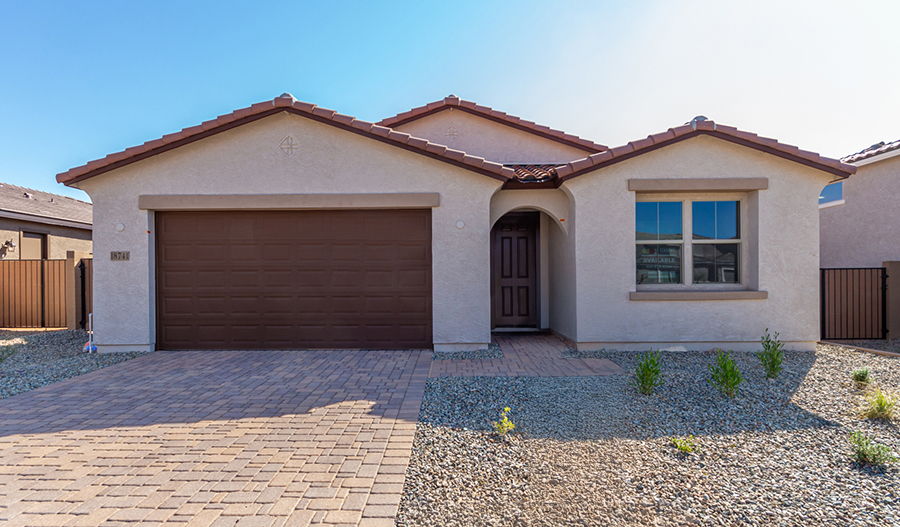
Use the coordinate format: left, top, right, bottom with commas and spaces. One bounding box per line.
57, 94, 854, 353
820, 139, 900, 268
0, 182, 92, 260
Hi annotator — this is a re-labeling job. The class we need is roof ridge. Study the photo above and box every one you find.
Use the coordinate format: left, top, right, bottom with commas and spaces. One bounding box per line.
57, 95, 517, 185
0, 181, 92, 206
377, 95, 608, 153
553, 118, 856, 180
841, 138, 900, 163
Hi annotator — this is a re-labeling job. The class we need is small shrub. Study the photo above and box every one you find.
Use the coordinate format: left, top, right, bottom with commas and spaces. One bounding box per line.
492, 407, 516, 436
0, 345, 16, 365
849, 431, 897, 466
756, 328, 784, 379
852, 367, 871, 387
670, 435, 697, 453
708, 349, 744, 397
630, 349, 663, 395
863, 388, 897, 420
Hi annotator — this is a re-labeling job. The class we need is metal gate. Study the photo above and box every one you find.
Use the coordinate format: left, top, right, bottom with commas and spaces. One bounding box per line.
0, 260, 68, 328
821, 268, 887, 340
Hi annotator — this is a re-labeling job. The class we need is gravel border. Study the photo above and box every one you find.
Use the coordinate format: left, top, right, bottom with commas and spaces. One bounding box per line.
0, 329, 147, 399
835, 338, 900, 355
432, 342, 503, 361
400, 343, 900, 526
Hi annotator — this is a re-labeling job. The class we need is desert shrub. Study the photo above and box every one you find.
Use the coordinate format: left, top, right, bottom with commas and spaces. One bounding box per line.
852, 367, 871, 387
849, 431, 897, 466
756, 328, 784, 379
863, 388, 897, 420
492, 407, 516, 436
708, 349, 744, 397
630, 349, 663, 395
670, 435, 697, 453
0, 345, 16, 365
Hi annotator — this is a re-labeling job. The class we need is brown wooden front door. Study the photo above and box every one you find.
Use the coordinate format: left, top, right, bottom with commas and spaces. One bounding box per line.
491, 212, 538, 328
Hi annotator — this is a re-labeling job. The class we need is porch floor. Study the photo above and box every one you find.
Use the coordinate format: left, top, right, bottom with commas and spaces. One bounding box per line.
428, 333, 626, 377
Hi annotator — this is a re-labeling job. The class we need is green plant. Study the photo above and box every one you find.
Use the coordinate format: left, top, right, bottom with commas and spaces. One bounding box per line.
852, 367, 871, 387
630, 349, 663, 395
670, 435, 697, 453
492, 407, 516, 436
0, 345, 16, 366
849, 431, 897, 466
708, 349, 744, 397
756, 328, 784, 379
863, 388, 897, 420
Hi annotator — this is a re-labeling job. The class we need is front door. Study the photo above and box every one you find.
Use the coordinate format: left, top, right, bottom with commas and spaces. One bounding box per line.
491, 212, 538, 328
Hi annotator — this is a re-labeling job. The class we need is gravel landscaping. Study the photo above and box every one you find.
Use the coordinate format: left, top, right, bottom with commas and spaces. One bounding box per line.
399, 344, 900, 526
836, 338, 900, 356
0, 329, 146, 399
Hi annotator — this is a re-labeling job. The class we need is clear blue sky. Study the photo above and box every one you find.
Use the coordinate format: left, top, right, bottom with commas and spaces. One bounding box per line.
2, 0, 898, 202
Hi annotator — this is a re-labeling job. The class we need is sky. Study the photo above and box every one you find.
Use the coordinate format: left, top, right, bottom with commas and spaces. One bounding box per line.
1, 0, 898, 202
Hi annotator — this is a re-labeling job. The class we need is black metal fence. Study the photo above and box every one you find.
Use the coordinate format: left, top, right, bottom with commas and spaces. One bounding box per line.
821, 267, 887, 340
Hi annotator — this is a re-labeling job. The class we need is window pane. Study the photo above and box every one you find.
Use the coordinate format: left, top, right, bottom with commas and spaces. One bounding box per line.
716, 201, 740, 240
692, 201, 716, 240
693, 243, 740, 283
637, 244, 682, 284
658, 202, 683, 240
636, 202, 658, 240
819, 182, 843, 204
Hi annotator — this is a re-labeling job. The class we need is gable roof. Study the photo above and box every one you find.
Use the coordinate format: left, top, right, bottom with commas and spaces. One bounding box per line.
842, 139, 900, 164
554, 117, 856, 182
0, 182, 92, 229
377, 95, 607, 153
57, 94, 517, 186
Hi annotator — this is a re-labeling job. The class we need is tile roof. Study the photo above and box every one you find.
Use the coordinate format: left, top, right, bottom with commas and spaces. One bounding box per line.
506, 164, 557, 183
57, 95, 517, 186
377, 95, 608, 153
841, 139, 900, 164
554, 117, 856, 181
0, 182, 92, 226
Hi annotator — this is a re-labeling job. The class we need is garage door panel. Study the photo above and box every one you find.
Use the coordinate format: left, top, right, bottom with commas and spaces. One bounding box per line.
157, 210, 432, 349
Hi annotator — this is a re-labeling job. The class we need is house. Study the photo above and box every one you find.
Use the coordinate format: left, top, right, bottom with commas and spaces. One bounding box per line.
56, 94, 854, 353
0, 182, 92, 260
820, 139, 900, 268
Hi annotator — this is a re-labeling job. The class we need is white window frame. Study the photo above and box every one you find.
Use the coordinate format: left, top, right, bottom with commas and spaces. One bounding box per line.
636, 193, 749, 291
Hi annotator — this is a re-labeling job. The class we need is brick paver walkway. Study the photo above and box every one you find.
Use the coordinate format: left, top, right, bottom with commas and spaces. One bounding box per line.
429, 334, 625, 377
0, 349, 430, 527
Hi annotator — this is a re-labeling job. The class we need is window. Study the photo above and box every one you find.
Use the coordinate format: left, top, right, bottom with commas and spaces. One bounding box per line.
692, 201, 740, 283
636, 200, 742, 286
636, 201, 682, 284
819, 181, 843, 207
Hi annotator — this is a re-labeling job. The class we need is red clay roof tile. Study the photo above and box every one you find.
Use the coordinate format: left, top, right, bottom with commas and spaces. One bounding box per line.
377, 95, 607, 153
842, 139, 900, 163
555, 118, 855, 181
57, 95, 517, 185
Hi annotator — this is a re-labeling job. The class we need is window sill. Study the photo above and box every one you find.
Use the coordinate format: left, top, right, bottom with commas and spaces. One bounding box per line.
629, 290, 768, 301
819, 199, 845, 209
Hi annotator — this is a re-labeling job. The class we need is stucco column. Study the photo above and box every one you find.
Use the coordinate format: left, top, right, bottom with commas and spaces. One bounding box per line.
884, 261, 900, 340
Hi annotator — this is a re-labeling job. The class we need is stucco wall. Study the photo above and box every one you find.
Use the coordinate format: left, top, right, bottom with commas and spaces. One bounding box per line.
548, 186, 578, 341
76, 111, 501, 352
393, 110, 593, 164
0, 218, 92, 260
563, 135, 833, 351
820, 155, 900, 268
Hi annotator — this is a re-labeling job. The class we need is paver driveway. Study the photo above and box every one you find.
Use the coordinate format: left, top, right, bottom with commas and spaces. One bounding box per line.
0, 349, 429, 527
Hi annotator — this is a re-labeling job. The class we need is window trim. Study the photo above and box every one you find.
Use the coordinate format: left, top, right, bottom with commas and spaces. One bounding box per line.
635, 193, 751, 292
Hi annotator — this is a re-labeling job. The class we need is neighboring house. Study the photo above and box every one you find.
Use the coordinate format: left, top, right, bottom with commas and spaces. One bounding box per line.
0, 182, 92, 260
56, 94, 854, 353
820, 139, 900, 268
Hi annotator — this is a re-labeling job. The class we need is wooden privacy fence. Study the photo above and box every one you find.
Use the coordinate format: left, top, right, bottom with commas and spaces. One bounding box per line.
821, 267, 887, 340
0, 255, 93, 329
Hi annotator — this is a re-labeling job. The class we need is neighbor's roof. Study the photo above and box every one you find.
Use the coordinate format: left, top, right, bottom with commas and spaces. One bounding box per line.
554, 117, 856, 181
841, 139, 900, 164
57, 94, 517, 186
0, 182, 92, 228
377, 95, 607, 153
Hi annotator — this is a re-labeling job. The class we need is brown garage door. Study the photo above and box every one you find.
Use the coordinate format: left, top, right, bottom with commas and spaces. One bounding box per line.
156, 210, 432, 350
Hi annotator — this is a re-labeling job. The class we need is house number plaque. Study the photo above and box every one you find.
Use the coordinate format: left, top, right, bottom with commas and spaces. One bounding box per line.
110, 251, 130, 261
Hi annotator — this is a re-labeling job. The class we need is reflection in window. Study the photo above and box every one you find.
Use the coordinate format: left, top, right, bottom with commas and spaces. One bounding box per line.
636, 201, 683, 240
693, 243, 740, 283
819, 182, 843, 205
636, 201, 683, 284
